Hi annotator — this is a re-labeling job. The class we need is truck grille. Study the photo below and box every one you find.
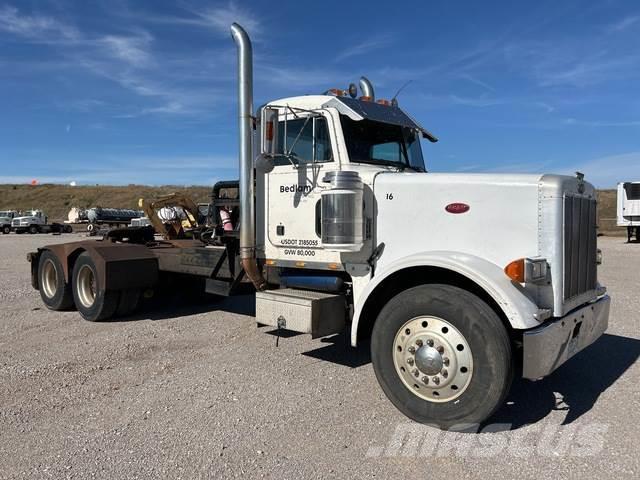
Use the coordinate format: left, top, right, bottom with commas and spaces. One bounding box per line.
563, 195, 597, 300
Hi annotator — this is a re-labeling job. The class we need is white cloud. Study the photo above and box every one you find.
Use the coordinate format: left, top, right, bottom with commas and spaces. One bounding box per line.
0, 155, 238, 186
449, 94, 503, 108
100, 32, 154, 66
335, 35, 393, 62
563, 152, 640, 188
195, 2, 261, 36
563, 118, 640, 128
0, 5, 79, 41
607, 15, 640, 33
152, 2, 262, 38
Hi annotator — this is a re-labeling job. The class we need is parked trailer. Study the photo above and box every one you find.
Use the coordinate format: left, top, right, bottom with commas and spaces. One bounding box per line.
27, 23, 610, 430
617, 181, 640, 242
85, 207, 145, 232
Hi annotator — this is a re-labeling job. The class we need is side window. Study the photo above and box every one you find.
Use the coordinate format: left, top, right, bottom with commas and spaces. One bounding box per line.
314, 117, 332, 162
371, 142, 401, 162
275, 116, 333, 165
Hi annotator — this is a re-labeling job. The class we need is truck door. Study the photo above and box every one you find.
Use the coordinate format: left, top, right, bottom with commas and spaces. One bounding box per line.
264, 112, 342, 264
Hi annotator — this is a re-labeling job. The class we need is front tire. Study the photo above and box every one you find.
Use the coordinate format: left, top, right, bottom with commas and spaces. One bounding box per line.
29, 225, 38, 234
371, 284, 512, 430
38, 251, 74, 310
72, 252, 119, 321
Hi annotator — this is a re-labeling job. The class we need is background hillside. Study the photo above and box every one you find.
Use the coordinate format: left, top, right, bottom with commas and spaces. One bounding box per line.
0, 184, 622, 236
0, 184, 212, 221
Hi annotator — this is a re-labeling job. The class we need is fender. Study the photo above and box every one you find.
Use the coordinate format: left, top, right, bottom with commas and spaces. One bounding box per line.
351, 251, 544, 346
32, 241, 158, 291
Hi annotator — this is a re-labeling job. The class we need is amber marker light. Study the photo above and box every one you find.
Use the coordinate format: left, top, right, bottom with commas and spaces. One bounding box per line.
504, 258, 525, 283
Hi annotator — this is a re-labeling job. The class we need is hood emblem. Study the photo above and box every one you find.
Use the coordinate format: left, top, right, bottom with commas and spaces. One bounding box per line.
445, 203, 470, 214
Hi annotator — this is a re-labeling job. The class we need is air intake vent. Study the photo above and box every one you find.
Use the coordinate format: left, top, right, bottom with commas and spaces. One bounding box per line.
563, 195, 597, 300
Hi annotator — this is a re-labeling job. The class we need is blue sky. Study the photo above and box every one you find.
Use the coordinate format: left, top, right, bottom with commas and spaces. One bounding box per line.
0, 0, 639, 187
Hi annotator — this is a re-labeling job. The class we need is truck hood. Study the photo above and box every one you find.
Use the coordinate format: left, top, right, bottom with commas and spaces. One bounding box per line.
372, 171, 597, 317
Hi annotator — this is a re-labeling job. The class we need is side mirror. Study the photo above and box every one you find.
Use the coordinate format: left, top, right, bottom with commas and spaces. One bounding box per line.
261, 107, 279, 156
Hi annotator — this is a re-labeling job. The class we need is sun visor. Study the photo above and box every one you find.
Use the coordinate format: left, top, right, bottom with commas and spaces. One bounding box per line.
323, 96, 438, 142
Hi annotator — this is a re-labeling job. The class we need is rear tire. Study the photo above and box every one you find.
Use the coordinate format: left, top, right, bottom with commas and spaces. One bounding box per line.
72, 252, 119, 321
371, 284, 512, 430
38, 251, 74, 311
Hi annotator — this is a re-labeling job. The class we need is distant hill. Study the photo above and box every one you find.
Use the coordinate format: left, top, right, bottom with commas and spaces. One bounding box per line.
0, 184, 623, 236
0, 184, 212, 221
597, 189, 619, 236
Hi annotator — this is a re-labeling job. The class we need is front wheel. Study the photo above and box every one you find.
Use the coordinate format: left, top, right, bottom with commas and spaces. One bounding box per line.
29, 225, 38, 234
371, 284, 512, 430
2, 225, 10, 234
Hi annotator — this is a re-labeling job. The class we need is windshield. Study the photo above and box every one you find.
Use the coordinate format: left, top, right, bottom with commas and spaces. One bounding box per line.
339, 115, 426, 171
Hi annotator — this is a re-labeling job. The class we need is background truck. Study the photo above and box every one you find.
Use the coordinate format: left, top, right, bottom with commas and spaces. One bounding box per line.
66, 207, 145, 233
617, 181, 640, 242
27, 23, 610, 430
12, 210, 72, 234
0, 210, 18, 234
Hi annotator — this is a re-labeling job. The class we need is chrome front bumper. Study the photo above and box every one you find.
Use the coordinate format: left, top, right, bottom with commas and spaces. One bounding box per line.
522, 295, 610, 380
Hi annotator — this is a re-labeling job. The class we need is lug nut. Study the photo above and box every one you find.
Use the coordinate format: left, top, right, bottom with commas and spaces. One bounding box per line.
422, 376, 429, 384
443, 357, 450, 366
442, 369, 448, 378
407, 358, 414, 366
432, 376, 440, 385
408, 346, 416, 354
426, 339, 434, 347
412, 369, 419, 377
416, 339, 423, 347
437, 346, 444, 354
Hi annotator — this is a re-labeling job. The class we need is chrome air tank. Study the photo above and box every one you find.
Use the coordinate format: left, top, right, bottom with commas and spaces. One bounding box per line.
321, 171, 364, 252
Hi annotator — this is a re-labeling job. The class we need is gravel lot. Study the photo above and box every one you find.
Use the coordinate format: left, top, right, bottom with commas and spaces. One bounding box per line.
1, 233, 638, 479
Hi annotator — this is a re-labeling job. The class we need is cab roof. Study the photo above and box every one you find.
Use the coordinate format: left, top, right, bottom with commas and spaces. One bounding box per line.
265, 95, 438, 143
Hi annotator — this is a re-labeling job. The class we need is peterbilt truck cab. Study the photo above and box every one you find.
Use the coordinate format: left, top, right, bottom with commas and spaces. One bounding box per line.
28, 23, 610, 429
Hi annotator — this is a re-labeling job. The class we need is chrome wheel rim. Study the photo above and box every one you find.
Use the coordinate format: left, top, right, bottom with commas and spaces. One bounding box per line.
41, 259, 58, 299
76, 265, 96, 308
393, 316, 473, 402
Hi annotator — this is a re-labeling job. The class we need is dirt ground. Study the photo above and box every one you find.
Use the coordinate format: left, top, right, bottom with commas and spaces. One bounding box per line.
0, 233, 638, 479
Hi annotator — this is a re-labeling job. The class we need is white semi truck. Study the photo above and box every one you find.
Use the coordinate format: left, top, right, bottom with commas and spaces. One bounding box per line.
617, 181, 640, 242
27, 24, 610, 429
12, 210, 72, 234
0, 210, 18, 234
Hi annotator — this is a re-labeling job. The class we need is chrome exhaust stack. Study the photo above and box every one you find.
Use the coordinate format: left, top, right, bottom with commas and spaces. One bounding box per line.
359, 76, 375, 100
230, 22, 266, 291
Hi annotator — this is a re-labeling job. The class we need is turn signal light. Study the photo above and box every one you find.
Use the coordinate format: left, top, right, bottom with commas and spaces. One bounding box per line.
376, 99, 391, 106
265, 259, 276, 266
504, 259, 525, 283
359, 95, 372, 102
295, 261, 306, 268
